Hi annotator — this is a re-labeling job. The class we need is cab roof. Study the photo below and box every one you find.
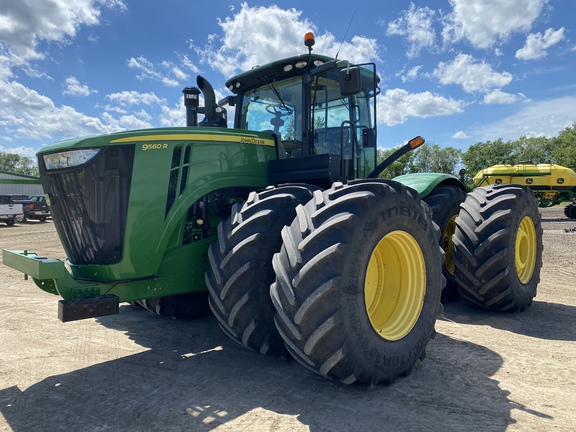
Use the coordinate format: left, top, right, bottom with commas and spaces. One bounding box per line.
224, 53, 346, 94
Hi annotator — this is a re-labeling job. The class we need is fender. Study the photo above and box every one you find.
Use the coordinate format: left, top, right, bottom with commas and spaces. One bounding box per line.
392, 173, 466, 198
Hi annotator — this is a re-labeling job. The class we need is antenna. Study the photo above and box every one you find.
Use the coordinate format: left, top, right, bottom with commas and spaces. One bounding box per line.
335, 10, 356, 61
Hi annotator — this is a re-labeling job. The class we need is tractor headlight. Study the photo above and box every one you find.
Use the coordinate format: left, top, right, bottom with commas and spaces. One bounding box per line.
43, 148, 103, 170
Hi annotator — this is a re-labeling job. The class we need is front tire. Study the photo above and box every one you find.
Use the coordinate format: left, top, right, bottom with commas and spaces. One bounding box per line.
134, 291, 211, 320
206, 184, 316, 355
271, 180, 444, 385
453, 184, 543, 311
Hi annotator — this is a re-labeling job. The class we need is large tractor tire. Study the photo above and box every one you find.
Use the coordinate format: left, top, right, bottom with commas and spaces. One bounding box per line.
452, 184, 543, 311
206, 184, 316, 356
564, 203, 576, 219
423, 185, 467, 301
271, 180, 444, 386
134, 291, 211, 320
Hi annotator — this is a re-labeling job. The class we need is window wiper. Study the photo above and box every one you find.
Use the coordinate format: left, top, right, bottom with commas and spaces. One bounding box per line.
262, 77, 292, 114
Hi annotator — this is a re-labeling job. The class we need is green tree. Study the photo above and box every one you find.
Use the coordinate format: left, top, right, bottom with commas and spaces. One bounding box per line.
407, 144, 462, 175
461, 139, 516, 175
282, 116, 295, 140
550, 123, 576, 170
375, 142, 461, 179
463, 124, 576, 174
0, 152, 39, 176
375, 147, 415, 179
513, 136, 554, 164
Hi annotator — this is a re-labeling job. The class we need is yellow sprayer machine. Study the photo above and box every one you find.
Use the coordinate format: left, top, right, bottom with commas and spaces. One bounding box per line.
474, 163, 576, 219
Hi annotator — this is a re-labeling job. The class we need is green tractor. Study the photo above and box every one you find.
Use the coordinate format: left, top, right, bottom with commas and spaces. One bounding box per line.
2, 34, 543, 386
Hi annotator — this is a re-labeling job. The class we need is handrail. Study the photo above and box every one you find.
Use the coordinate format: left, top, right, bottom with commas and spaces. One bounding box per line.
340, 120, 357, 178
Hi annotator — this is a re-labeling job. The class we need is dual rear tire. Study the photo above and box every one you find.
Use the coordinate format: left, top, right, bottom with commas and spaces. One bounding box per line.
452, 184, 543, 311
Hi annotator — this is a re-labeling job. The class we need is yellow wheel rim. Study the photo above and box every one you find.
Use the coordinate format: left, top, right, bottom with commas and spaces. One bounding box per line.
364, 230, 426, 341
515, 216, 537, 284
443, 215, 458, 275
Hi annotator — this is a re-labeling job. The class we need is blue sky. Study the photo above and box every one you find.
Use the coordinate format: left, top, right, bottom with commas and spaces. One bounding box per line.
1, 0, 575, 159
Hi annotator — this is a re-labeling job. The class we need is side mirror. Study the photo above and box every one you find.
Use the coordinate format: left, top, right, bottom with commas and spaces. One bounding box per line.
340, 67, 362, 96
218, 95, 236, 107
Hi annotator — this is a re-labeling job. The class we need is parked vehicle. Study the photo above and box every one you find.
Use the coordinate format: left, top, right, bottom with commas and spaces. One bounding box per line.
0, 196, 23, 226
0, 194, 50, 222
29, 195, 51, 221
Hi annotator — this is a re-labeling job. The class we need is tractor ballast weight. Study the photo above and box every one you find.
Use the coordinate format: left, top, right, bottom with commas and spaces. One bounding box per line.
2, 35, 543, 385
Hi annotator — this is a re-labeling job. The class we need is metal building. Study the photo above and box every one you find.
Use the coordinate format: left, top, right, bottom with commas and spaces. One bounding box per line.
0, 170, 44, 196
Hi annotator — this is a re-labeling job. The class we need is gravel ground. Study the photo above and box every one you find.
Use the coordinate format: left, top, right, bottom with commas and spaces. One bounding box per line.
0, 206, 574, 432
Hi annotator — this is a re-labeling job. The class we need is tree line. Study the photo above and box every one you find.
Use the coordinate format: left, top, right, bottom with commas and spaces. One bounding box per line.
377, 123, 576, 186
0, 152, 39, 176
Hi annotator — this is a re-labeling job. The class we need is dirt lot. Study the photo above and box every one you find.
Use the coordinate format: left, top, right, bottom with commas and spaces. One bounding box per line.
0, 207, 574, 432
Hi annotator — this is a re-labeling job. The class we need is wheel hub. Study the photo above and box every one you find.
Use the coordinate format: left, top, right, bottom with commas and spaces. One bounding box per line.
364, 230, 426, 341
515, 216, 537, 284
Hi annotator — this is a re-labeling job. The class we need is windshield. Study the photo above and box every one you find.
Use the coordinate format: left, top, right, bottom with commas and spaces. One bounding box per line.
239, 76, 302, 142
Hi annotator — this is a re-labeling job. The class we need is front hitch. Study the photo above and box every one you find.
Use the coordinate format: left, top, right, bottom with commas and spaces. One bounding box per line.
2, 249, 119, 321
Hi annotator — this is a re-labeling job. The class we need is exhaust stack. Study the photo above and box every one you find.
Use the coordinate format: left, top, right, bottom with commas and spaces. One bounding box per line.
197, 76, 227, 128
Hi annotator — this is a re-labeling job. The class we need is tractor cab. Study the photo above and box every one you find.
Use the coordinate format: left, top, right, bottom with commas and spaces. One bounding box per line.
222, 39, 378, 187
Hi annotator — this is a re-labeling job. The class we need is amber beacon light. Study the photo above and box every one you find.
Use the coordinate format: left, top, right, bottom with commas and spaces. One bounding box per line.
304, 32, 315, 50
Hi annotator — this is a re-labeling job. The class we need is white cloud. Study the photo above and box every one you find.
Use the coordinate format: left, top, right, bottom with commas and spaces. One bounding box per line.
483, 89, 530, 105
516, 27, 565, 60
105, 91, 166, 107
160, 103, 185, 128
0, 0, 126, 79
442, 0, 548, 49
386, 3, 437, 58
452, 131, 470, 139
101, 112, 152, 131
434, 54, 513, 93
378, 88, 464, 126
475, 96, 576, 141
0, 80, 196, 144
0, 80, 116, 141
399, 65, 423, 83
180, 54, 201, 75
127, 56, 181, 87
170, 66, 187, 82
194, 4, 380, 78
63, 76, 96, 97
0, 144, 37, 159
